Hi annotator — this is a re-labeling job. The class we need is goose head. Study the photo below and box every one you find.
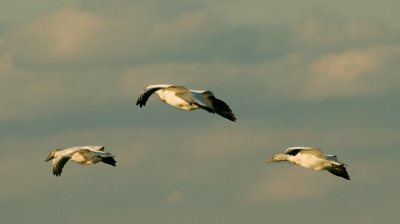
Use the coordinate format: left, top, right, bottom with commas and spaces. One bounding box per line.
267, 154, 287, 163
45, 149, 58, 162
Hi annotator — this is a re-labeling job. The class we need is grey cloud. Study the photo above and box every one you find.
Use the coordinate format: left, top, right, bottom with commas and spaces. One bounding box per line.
2, 2, 400, 69
3, 3, 293, 69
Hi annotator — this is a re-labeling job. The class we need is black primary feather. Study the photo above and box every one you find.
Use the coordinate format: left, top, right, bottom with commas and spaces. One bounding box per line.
210, 96, 236, 122
101, 157, 116, 166
136, 87, 163, 107
327, 164, 350, 180
53, 157, 70, 177
285, 149, 302, 156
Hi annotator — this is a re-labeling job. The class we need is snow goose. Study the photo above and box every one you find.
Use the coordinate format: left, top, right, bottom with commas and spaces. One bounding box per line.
45, 146, 116, 176
136, 84, 236, 121
267, 146, 350, 180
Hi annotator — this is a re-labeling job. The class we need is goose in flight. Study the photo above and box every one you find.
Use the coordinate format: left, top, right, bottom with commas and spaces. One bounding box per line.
136, 84, 236, 121
45, 146, 116, 176
267, 146, 350, 180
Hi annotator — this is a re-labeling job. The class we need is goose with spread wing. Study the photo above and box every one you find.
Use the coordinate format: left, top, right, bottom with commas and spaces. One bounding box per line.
136, 84, 236, 121
267, 146, 350, 180
45, 146, 116, 176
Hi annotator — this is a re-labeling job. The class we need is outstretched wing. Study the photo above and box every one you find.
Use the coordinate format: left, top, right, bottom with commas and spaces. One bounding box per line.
136, 84, 171, 107
81, 146, 104, 152
285, 147, 325, 158
201, 91, 236, 122
171, 86, 195, 102
52, 156, 71, 177
285, 148, 303, 156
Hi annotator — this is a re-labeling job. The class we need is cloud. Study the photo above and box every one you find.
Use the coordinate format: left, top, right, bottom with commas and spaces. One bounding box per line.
1, 2, 292, 68
165, 190, 187, 204
3, 4, 227, 68
306, 45, 400, 99
0, 70, 58, 120
7, 7, 102, 66
311, 49, 378, 80
120, 43, 400, 103
240, 168, 336, 203
0, 64, 126, 122
1, 7, 400, 123
292, 13, 387, 50
0, 53, 13, 73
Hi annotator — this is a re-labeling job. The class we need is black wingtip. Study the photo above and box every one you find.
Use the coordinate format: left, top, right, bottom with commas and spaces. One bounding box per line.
328, 165, 350, 180
53, 170, 62, 177
101, 157, 117, 167
136, 87, 163, 108
220, 113, 237, 122
340, 172, 350, 181
136, 97, 146, 107
136, 98, 144, 107
211, 97, 237, 122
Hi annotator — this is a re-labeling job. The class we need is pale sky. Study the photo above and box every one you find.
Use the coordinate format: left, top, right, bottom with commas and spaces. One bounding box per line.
1, 1, 399, 223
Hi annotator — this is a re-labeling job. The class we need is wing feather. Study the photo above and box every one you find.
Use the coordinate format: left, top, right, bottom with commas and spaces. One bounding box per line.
285, 147, 325, 158
81, 146, 104, 152
201, 91, 236, 121
52, 156, 70, 176
101, 156, 117, 166
136, 85, 169, 107
285, 148, 302, 156
327, 164, 350, 180
174, 87, 195, 103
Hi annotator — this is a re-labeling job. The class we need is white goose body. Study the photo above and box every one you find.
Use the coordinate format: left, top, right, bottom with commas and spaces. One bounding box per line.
268, 146, 350, 180
136, 84, 236, 121
45, 146, 116, 176
155, 86, 200, 111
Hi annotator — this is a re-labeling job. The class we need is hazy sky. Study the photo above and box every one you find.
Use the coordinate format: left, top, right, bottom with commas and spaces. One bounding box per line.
1, 1, 399, 223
